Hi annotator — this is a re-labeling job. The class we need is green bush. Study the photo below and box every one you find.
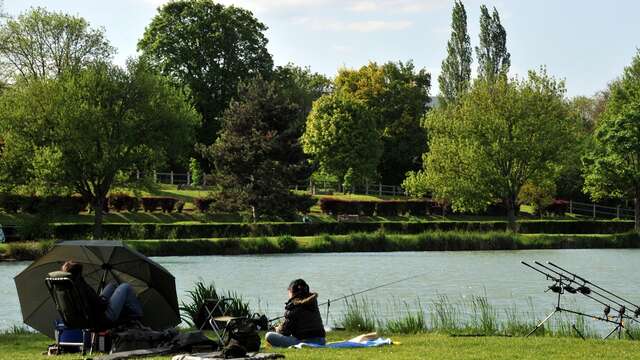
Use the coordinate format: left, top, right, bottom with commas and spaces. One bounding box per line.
277, 235, 299, 252
140, 196, 177, 212
108, 193, 139, 212
6, 241, 53, 260
194, 197, 215, 212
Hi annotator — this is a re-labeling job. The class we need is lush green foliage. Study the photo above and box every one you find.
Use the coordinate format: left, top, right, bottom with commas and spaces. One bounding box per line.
476, 5, 510, 82
303, 92, 381, 184
583, 51, 640, 229
199, 77, 311, 220
332, 61, 431, 184
407, 71, 575, 227
138, 0, 273, 145
439, 1, 472, 106
179, 281, 251, 328
0, 7, 114, 81
0, 60, 200, 237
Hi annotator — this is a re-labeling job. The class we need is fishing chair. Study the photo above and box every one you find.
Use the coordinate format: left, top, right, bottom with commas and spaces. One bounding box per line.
199, 297, 244, 344
45, 271, 109, 355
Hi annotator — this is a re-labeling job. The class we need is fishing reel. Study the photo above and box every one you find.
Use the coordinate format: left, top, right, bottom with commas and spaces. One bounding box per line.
548, 283, 562, 294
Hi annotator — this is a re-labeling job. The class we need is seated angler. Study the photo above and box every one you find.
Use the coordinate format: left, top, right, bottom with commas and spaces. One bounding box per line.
265, 279, 326, 348
61, 260, 143, 324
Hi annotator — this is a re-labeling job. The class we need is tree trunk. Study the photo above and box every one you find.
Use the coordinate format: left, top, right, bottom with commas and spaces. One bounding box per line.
635, 195, 640, 232
93, 197, 104, 239
505, 196, 518, 232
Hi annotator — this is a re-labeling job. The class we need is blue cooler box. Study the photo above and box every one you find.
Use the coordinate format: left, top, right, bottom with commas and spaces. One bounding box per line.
54, 320, 84, 347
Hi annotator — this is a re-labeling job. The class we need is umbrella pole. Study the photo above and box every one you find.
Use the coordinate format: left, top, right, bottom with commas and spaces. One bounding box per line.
98, 268, 108, 294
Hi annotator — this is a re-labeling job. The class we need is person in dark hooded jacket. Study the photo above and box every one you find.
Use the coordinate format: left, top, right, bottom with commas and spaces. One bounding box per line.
265, 279, 326, 347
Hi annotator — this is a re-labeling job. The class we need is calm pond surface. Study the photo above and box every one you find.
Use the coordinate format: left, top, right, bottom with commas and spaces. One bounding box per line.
2, 249, 640, 333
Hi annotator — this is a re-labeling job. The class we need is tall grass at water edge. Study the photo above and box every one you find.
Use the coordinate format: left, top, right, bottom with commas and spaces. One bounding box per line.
338, 295, 620, 339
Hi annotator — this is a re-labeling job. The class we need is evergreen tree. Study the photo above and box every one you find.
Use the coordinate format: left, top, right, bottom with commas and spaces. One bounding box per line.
476, 5, 510, 81
438, 0, 472, 106
199, 77, 310, 220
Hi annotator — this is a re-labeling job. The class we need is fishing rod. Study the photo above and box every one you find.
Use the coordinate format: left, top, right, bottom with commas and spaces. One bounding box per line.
532, 262, 637, 324
521, 261, 623, 339
269, 272, 426, 322
548, 261, 640, 318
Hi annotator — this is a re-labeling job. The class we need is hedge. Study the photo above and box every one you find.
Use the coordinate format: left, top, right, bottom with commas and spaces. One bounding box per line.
0, 194, 87, 214
47, 220, 637, 240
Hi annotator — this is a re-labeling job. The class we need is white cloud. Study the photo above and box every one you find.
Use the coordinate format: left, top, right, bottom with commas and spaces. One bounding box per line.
296, 18, 413, 32
347, 0, 448, 13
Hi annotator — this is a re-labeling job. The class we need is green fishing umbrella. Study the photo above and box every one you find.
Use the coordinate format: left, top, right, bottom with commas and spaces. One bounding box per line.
14, 240, 180, 338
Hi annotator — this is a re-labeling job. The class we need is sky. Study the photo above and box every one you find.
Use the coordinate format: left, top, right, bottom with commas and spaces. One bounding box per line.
3, 0, 640, 97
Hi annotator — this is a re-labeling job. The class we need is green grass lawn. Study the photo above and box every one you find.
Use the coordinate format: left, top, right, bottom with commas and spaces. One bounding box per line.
2, 331, 639, 360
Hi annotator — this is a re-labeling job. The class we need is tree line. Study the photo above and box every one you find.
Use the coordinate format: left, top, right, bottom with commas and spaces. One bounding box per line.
0, 1, 639, 235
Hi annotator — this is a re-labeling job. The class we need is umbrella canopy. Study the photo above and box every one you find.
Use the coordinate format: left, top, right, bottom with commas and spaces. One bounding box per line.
14, 240, 180, 338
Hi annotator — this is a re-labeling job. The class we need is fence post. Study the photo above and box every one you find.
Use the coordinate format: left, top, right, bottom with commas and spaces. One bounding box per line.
569, 200, 573, 215
617, 205, 621, 219
170, 171, 174, 185
187, 172, 191, 186
153, 170, 157, 183
593, 203, 596, 219
136, 170, 140, 180
379, 183, 382, 196
365, 181, 369, 195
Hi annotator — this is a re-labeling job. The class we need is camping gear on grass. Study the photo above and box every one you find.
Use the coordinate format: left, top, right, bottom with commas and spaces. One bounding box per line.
14, 240, 180, 338
172, 352, 284, 360
97, 330, 218, 360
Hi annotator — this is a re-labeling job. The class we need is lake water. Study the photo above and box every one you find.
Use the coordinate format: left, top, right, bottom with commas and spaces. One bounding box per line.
2, 249, 640, 334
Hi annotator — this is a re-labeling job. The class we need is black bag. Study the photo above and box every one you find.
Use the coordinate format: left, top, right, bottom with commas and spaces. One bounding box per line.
224, 318, 260, 353
110, 327, 177, 353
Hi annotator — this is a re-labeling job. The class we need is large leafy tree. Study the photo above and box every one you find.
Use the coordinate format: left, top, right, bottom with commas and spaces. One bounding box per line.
0, 60, 200, 238
406, 70, 574, 229
138, 0, 273, 146
302, 92, 382, 185
0, 7, 114, 82
583, 52, 640, 230
438, 0, 472, 106
334, 61, 431, 184
476, 5, 510, 82
199, 77, 310, 220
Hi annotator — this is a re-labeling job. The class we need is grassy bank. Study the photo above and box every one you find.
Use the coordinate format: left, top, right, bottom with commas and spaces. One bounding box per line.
2, 330, 640, 360
3, 231, 637, 260
15, 219, 633, 242
127, 231, 640, 257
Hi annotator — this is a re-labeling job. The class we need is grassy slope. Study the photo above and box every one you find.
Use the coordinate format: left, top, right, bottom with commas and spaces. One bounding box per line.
0, 185, 554, 225
2, 332, 639, 360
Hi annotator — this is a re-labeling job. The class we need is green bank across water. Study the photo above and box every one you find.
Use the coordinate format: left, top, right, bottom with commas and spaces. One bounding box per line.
3, 231, 639, 260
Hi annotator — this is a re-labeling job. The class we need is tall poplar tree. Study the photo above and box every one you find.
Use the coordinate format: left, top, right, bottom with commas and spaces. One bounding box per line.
476, 5, 510, 81
438, 0, 472, 106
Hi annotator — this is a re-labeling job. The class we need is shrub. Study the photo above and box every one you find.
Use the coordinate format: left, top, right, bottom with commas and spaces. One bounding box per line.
179, 281, 251, 329
357, 201, 376, 216
291, 193, 316, 214
277, 235, 299, 252
376, 201, 406, 217
108, 193, 139, 212
544, 199, 569, 216
6, 241, 53, 260
194, 197, 215, 212
141, 196, 177, 212
0, 194, 21, 213
406, 200, 428, 216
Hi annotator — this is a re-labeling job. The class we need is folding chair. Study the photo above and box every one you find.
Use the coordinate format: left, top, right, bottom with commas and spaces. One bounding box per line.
199, 297, 245, 344
45, 271, 108, 355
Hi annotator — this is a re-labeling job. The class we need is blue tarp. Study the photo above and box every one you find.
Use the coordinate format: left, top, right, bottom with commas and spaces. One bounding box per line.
293, 337, 392, 349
